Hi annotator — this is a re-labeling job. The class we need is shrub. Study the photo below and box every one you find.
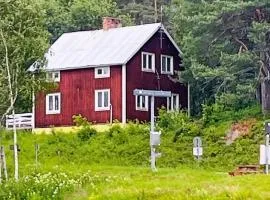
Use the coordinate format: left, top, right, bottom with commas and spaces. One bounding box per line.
0, 171, 100, 200
157, 108, 189, 131
107, 123, 123, 137
77, 126, 97, 142
72, 114, 91, 127
202, 103, 262, 126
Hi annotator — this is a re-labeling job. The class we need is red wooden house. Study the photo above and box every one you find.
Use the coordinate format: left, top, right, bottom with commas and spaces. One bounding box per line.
31, 17, 188, 127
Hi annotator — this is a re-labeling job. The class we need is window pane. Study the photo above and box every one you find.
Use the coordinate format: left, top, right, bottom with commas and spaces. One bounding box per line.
167, 57, 171, 72
143, 54, 147, 69
148, 55, 152, 70
103, 67, 108, 74
55, 95, 59, 110
98, 92, 102, 107
98, 69, 103, 75
173, 95, 177, 109
162, 56, 166, 71
49, 96, 53, 110
168, 97, 171, 110
137, 96, 140, 108
104, 91, 108, 107
142, 96, 145, 108
54, 72, 59, 79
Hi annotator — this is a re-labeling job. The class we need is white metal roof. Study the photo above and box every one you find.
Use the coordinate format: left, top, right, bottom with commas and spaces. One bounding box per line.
29, 23, 182, 71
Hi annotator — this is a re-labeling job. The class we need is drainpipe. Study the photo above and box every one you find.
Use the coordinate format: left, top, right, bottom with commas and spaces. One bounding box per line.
110, 103, 113, 124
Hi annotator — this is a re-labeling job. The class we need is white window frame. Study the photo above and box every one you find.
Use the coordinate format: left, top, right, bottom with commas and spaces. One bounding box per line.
167, 93, 179, 111
94, 67, 110, 78
161, 55, 174, 75
46, 93, 61, 114
47, 71, 60, 82
135, 95, 149, 111
95, 89, 110, 111
141, 52, 155, 72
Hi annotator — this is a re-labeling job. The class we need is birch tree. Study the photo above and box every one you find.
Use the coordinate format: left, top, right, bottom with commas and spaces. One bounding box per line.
0, 0, 49, 180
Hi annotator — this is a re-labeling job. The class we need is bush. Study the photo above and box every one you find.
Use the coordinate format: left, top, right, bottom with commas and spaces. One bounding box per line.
202, 103, 262, 126
157, 108, 190, 131
77, 126, 97, 142
0, 171, 99, 200
72, 114, 91, 126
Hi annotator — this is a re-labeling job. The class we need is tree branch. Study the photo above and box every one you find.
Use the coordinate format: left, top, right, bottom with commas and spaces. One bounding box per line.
233, 36, 248, 51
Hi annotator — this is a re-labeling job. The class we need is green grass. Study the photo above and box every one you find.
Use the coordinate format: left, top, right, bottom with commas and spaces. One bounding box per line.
64, 166, 270, 200
0, 106, 267, 199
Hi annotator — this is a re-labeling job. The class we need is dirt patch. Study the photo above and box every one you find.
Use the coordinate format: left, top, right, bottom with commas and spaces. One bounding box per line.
226, 119, 257, 145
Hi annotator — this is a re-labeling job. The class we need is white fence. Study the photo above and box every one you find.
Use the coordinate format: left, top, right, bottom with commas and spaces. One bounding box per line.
6, 113, 34, 130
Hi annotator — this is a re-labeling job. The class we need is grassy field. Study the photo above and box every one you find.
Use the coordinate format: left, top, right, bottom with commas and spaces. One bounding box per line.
63, 166, 270, 200
0, 107, 267, 199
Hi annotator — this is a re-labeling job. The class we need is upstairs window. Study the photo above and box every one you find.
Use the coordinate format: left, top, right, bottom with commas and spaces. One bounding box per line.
46, 93, 61, 114
167, 93, 179, 111
161, 55, 173, 74
47, 71, 60, 82
95, 67, 110, 78
95, 89, 110, 111
141, 52, 155, 72
135, 95, 149, 111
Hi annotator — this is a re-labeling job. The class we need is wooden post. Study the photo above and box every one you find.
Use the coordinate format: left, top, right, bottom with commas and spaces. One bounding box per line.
0, 146, 8, 181
2, 147, 7, 180
0, 147, 2, 183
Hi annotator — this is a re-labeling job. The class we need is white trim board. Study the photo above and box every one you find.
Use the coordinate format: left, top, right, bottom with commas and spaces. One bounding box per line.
122, 64, 127, 124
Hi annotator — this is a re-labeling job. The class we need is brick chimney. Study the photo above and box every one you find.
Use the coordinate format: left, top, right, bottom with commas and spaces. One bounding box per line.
102, 17, 122, 30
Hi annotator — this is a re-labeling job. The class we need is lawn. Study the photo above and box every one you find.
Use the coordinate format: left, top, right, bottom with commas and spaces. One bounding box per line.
67, 166, 270, 200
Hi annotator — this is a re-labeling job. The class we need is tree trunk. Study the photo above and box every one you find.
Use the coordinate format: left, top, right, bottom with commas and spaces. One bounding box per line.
1, 29, 19, 181
12, 108, 18, 181
261, 79, 270, 114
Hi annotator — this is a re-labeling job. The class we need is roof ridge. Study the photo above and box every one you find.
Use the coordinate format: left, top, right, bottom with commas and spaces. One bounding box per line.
61, 23, 162, 35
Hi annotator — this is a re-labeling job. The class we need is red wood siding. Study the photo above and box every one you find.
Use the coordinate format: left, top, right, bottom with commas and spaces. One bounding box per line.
126, 31, 188, 121
35, 66, 122, 127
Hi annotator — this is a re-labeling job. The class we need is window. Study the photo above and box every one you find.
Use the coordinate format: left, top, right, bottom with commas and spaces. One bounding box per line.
46, 93, 61, 114
167, 93, 179, 111
47, 71, 60, 82
141, 52, 155, 72
95, 89, 110, 111
161, 55, 173, 74
135, 95, 149, 111
95, 67, 110, 78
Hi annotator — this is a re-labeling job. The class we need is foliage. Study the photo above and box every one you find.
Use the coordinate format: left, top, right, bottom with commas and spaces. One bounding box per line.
43, 0, 133, 42
0, 0, 49, 120
168, 0, 270, 114
0, 171, 106, 200
157, 108, 201, 142
202, 104, 262, 125
72, 114, 97, 141
0, 107, 264, 177
157, 108, 190, 131
117, 0, 170, 25
72, 114, 91, 127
